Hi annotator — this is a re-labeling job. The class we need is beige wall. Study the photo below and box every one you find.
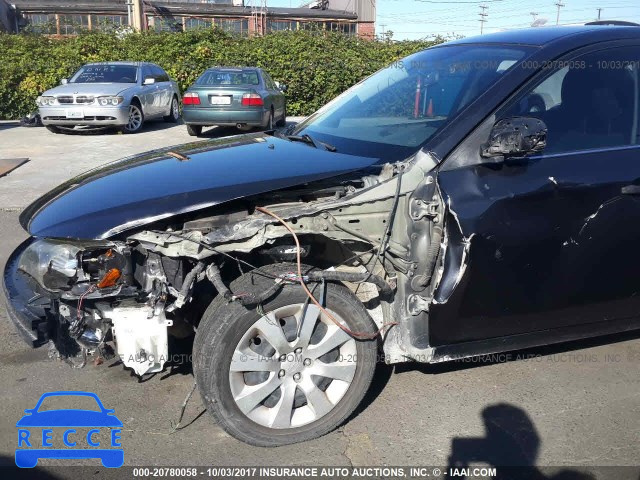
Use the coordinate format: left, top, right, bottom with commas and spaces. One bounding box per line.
327, 0, 376, 23
132, 0, 145, 30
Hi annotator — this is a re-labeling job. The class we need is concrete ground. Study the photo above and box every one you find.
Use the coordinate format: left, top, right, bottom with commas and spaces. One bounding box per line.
0, 121, 639, 478
0, 118, 304, 209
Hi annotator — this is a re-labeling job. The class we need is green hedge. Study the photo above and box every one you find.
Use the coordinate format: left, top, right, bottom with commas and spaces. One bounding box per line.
0, 29, 443, 119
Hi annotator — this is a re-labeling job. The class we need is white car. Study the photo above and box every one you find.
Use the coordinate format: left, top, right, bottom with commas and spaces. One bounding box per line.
36, 61, 181, 134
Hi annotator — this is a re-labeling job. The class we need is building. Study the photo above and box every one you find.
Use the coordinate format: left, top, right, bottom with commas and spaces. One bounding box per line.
7, 0, 375, 38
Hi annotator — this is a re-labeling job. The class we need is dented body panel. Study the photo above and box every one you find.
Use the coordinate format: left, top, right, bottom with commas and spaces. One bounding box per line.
432, 146, 640, 346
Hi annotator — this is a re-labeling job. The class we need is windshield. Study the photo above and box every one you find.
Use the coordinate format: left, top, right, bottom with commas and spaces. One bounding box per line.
294, 45, 532, 161
70, 65, 138, 84
196, 70, 260, 86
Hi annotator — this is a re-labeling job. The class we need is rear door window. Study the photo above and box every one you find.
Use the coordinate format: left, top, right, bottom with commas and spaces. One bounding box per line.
262, 72, 276, 90
152, 66, 169, 82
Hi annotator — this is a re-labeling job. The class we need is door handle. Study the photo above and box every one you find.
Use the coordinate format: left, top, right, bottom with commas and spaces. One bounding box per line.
621, 184, 640, 195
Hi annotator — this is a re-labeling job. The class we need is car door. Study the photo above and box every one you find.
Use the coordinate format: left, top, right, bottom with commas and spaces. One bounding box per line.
429, 43, 640, 346
140, 65, 160, 117
152, 65, 173, 115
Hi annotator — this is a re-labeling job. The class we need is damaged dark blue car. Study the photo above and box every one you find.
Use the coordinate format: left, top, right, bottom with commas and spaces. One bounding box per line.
4, 24, 640, 446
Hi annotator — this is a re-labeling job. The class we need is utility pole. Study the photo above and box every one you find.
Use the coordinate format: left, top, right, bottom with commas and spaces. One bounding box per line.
380, 23, 386, 38
478, 5, 488, 34
125, 0, 133, 28
596, 7, 603, 20
530, 11, 538, 22
555, 1, 565, 26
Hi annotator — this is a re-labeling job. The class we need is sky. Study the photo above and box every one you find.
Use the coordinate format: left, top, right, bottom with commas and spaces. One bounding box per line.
265, 0, 640, 40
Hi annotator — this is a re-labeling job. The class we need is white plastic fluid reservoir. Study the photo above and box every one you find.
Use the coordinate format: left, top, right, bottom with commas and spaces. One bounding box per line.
101, 302, 172, 376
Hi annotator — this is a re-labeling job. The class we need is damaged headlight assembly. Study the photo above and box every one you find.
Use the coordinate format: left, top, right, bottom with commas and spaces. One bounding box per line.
18, 239, 82, 292
18, 239, 130, 295
16, 239, 159, 373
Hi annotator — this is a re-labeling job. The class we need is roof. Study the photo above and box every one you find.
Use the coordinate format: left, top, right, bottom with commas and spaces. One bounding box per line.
266, 7, 356, 20
204, 66, 262, 71
84, 61, 153, 67
12, 0, 358, 20
444, 25, 640, 47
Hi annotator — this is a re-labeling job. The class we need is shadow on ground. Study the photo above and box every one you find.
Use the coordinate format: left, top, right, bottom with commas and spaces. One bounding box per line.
46, 119, 181, 136
0, 123, 19, 132
0, 454, 64, 479
447, 403, 597, 479
393, 331, 640, 477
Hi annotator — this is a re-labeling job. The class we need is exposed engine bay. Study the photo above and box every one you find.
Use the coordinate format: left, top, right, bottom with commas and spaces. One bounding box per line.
15, 150, 451, 376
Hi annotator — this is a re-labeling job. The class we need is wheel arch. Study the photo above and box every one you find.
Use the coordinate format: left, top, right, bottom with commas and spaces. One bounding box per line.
172, 232, 388, 332
130, 95, 143, 113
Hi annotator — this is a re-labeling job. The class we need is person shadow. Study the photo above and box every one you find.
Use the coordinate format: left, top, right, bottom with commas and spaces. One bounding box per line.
447, 403, 596, 480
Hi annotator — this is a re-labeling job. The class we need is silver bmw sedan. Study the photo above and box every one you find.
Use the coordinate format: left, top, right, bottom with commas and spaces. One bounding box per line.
36, 61, 181, 134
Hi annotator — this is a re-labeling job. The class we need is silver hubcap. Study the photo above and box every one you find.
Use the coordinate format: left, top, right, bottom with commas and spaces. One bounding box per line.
229, 304, 357, 429
172, 98, 179, 119
126, 105, 142, 131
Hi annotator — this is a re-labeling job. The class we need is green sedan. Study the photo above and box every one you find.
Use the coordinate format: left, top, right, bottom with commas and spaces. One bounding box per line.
182, 67, 287, 136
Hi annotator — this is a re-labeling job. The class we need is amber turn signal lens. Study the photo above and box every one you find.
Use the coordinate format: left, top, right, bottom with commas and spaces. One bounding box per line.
97, 268, 121, 289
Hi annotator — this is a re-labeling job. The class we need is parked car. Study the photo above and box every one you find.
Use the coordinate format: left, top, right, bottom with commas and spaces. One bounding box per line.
182, 67, 286, 136
5, 24, 640, 447
36, 62, 181, 134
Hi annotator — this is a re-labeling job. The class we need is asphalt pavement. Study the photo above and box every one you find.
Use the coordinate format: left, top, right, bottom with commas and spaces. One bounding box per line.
0, 121, 639, 478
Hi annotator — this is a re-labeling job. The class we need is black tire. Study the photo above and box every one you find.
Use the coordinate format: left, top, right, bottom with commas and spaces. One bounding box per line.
276, 105, 286, 127
164, 96, 180, 123
121, 101, 144, 134
193, 263, 378, 447
45, 125, 61, 134
186, 124, 202, 136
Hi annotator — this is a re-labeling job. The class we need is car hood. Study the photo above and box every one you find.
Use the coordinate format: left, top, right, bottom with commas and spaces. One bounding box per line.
16, 410, 123, 427
43, 83, 135, 97
20, 133, 380, 239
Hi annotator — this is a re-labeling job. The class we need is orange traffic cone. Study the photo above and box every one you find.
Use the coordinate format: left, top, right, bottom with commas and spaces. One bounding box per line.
427, 98, 434, 117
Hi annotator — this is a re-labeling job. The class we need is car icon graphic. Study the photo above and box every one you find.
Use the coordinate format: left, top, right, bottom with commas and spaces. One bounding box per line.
16, 391, 123, 468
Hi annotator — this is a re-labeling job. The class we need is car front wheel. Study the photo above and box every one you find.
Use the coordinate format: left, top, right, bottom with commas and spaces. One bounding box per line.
193, 265, 378, 446
121, 103, 144, 134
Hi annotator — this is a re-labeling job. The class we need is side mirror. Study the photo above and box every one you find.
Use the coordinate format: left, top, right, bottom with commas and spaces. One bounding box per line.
143, 77, 156, 86
60, 78, 68, 85
481, 117, 547, 163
